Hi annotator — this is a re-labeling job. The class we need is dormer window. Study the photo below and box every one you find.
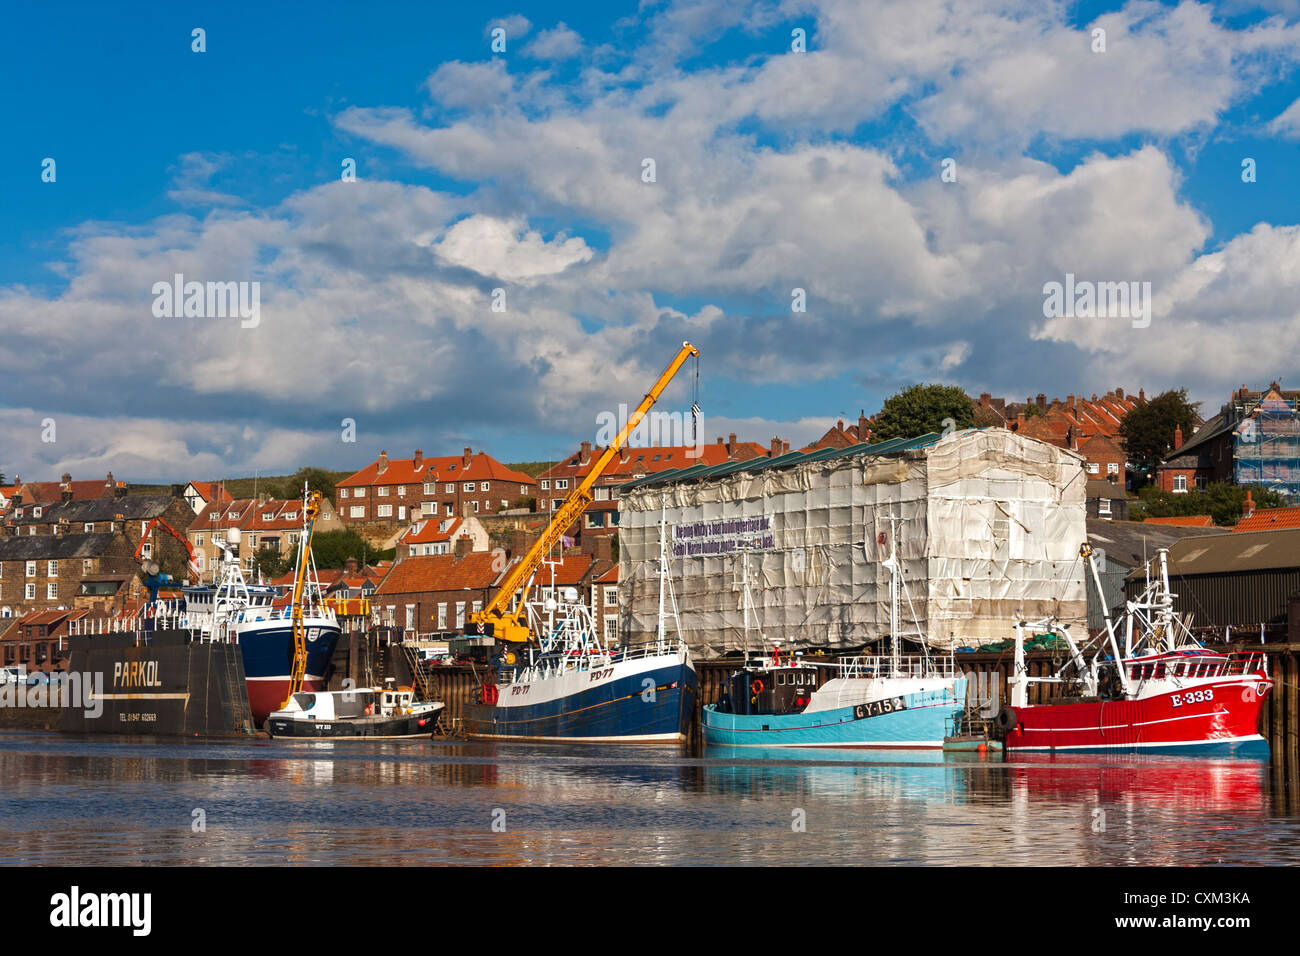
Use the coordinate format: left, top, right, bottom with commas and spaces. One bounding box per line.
284, 511, 297, 521
32, 507, 41, 517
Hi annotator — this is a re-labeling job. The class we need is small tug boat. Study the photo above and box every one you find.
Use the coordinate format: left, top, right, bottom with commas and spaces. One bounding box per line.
999, 544, 1272, 756
267, 680, 444, 739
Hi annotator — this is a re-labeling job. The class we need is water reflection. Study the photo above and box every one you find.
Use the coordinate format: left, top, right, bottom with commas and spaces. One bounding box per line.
0, 734, 1297, 865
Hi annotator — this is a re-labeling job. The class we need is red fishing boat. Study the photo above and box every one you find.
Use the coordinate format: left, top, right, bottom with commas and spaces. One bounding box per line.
998, 544, 1272, 757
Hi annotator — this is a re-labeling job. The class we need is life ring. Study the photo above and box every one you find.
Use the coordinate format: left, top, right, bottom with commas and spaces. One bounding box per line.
751, 679, 764, 694
364, 705, 373, 715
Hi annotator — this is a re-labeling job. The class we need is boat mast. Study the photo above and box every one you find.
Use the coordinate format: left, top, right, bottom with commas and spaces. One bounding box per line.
883, 514, 902, 677
655, 492, 679, 653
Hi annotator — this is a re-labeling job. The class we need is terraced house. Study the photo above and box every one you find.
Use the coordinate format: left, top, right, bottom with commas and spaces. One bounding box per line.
0, 532, 140, 620
337, 448, 536, 545
187, 494, 343, 580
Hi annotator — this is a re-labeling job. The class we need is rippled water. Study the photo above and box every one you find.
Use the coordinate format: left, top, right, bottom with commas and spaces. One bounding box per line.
1, 732, 1298, 865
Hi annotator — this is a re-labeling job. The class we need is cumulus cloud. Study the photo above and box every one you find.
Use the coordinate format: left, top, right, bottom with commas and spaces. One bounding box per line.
526, 23, 583, 60
5, 0, 1300, 479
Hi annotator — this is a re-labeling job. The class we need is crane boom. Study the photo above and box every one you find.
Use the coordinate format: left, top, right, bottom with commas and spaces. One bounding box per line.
280, 490, 323, 708
469, 340, 700, 642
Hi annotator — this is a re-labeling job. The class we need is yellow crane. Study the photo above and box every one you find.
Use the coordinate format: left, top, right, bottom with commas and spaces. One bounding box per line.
280, 490, 324, 709
469, 340, 700, 643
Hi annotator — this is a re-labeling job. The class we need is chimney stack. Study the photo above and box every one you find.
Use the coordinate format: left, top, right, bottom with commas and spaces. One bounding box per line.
858, 410, 870, 438
413, 448, 423, 471
979, 393, 991, 406
727, 433, 737, 456
770, 437, 782, 457
377, 450, 389, 475
463, 447, 472, 467
454, 536, 472, 558
61, 490, 73, 503
1243, 489, 1255, 518
344, 556, 358, 574
580, 441, 592, 463
1036, 394, 1047, 409
1173, 424, 1184, 451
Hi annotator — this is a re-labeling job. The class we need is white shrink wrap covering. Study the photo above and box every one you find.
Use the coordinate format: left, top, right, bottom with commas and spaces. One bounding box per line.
620, 429, 1087, 659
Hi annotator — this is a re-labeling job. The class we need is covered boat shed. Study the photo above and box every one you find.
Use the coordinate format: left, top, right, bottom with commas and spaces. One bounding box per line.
618, 428, 1087, 658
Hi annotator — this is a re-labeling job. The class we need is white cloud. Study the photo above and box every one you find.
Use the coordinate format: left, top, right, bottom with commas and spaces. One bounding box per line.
526, 23, 583, 60
1268, 95, 1300, 136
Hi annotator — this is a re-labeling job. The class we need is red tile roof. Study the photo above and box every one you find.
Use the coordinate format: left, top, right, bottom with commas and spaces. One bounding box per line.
531, 554, 594, 587
1233, 506, 1300, 533
188, 481, 232, 503
339, 451, 535, 488
1143, 515, 1217, 527
594, 565, 619, 584
374, 552, 507, 595
399, 517, 462, 545
539, 439, 767, 485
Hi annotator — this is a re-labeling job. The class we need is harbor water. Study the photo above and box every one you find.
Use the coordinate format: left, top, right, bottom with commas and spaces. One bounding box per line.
3, 733, 1300, 865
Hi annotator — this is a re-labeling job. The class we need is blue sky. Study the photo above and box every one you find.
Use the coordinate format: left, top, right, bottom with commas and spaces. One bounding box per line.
3, 0, 1300, 482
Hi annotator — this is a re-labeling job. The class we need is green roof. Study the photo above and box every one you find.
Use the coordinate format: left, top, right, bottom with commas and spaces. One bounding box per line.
620, 432, 944, 491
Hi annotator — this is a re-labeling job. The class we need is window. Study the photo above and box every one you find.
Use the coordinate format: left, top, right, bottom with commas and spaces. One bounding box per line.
262, 512, 275, 521
594, 487, 609, 501
195, 533, 204, 545
350, 506, 365, 518
541, 480, 550, 490
1087, 462, 1100, 474
48, 560, 58, 576
398, 506, 406, 521
556, 479, 569, 490
472, 501, 480, 513
1099, 498, 1112, 516
455, 602, 465, 628
46, 583, 58, 600
33, 507, 42, 518
552, 499, 562, 511
398, 486, 406, 496
83, 559, 93, 573
445, 504, 453, 517
1173, 475, 1188, 493
377, 505, 393, 518
604, 586, 617, 607
284, 511, 297, 522
1107, 462, 1120, 474
25, 561, 36, 578
377, 486, 389, 497
405, 604, 416, 630
424, 482, 437, 495
84, 522, 94, 533
604, 615, 618, 639
25, 584, 36, 600
445, 483, 454, 494
437, 603, 448, 629
339, 488, 348, 498
463, 482, 474, 492
421, 501, 437, 516
480, 482, 489, 492
472, 600, 483, 614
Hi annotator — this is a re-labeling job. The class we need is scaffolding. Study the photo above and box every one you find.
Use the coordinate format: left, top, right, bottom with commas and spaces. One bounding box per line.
618, 429, 1087, 658
1234, 397, 1300, 500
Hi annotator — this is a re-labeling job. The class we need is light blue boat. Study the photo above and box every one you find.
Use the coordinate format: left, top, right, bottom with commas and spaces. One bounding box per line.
703, 662, 966, 749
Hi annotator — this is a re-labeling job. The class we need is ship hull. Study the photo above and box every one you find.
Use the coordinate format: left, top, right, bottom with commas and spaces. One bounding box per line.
237, 620, 341, 724
1003, 677, 1273, 755
465, 656, 697, 742
60, 629, 257, 737
702, 684, 964, 749
267, 705, 443, 739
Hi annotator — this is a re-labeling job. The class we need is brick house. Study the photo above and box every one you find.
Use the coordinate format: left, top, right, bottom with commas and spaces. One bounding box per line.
14, 472, 128, 504
3, 494, 196, 581
1085, 479, 1130, 521
337, 448, 536, 545
536, 435, 777, 516
187, 495, 343, 581
974, 389, 1145, 484
804, 413, 871, 451
371, 550, 508, 637
1158, 383, 1300, 497
0, 532, 141, 620
0, 608, 88, 672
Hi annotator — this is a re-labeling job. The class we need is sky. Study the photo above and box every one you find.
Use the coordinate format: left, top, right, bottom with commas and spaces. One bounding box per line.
2, 0, 1299, 483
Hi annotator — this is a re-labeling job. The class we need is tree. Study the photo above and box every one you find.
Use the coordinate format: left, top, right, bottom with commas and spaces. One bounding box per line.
1120, 389, 1200, 483
1132, 482, 1285, 526
281, 528, 383, 569
870, 384, 975, 442
270, 467, 338, 502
